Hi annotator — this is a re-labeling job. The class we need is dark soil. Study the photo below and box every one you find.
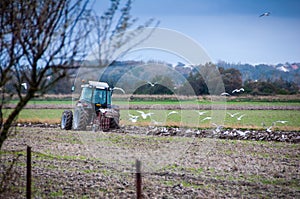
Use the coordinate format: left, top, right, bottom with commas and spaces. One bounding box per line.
1, 126, 299, 198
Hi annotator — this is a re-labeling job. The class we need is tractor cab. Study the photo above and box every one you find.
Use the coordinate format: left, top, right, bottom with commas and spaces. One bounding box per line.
79, 81, 113, 109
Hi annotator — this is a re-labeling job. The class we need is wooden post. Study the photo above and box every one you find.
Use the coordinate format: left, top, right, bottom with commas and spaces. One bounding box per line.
136, 159, 142, 199
26, 146, 31, 199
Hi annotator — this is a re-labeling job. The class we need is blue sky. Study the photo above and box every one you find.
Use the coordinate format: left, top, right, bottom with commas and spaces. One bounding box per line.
94, 0, 300, 64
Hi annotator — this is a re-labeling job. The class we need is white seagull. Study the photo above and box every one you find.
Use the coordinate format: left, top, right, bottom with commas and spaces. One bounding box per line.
147, 81, 158, 87
221, 92, 230, 96
113, 87, 126, 94
212, 123, 223, 133
136, 111, 154, 119
237, 114, 246, 121
195, 111, 208, 116
227, 112, 240, 118
151, 119, 163, 125
232, 88, 245, 93
266, 122, 275, 133
201, 117, 212, 121
259, 12, 271, 17
21, 83, 27, 90
128, 114, 139, 123
275, 120, 288, 124
167, 111, 179, 116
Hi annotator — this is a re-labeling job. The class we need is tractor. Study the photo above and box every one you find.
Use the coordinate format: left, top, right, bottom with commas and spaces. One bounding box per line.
61, 81, 120, 131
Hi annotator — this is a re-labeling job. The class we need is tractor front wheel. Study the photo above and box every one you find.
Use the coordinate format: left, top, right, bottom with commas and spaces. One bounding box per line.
73, 107, 88, 130
61, 110, 73, 130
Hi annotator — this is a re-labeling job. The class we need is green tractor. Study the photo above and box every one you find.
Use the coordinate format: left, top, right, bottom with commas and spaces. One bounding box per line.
61, 81, 120, 131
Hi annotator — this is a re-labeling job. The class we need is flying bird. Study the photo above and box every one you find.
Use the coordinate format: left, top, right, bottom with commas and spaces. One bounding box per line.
237, 130, 249, 137
201, 117, 212, 121
275, 120, 288, 124
136, 111, 154, 119
227, 112, 240, 118
21, 83, 27, 90
151, 119, 163, 125
113, 87, 126, 94
259, 12, 271, 17
266, 122, 275, 133
221, 92, 230, 96
232, 88, 244, 93
147, 81, 158, 87
195, 111, 207, 116
128, 114, 139, 123
167, 111, 179, 116
237, 114, 246, 121
212, 123, 223, 133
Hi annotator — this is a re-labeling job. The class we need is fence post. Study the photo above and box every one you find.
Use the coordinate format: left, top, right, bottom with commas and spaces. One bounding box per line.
136, 159, 142, 199
26, 146, 31, 199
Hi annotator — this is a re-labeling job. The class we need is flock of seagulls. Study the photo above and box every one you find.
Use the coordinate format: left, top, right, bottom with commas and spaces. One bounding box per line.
126, 109, 288, 134
220, 87, 245, 96
127, 110, 179, 123
262, 120, 288, 133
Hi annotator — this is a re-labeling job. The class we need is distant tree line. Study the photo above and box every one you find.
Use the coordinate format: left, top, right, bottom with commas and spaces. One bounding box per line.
5, 62, 299, 96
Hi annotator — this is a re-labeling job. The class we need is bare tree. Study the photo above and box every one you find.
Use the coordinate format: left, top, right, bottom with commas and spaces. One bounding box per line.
0, 0, 91, 149
0, 0, 158, 149
88, 0, 158, 67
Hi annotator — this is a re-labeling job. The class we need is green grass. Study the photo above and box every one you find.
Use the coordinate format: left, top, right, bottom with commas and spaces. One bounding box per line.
9, 100, 73, 105
7, 98, 300, 106
2, 108, 300, 130
115, 100, 300, 107
123, 109, 300, 130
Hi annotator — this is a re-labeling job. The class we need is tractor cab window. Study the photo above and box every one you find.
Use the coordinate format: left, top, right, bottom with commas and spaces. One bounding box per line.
80, 87, 92, 102
93, 89, 112, 105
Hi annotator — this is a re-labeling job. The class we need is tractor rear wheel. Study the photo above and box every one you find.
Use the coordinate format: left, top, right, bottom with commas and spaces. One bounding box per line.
61, 110, 73, 130
73, 107, 88, 130
109, 107, 120, 129
110, 118, 120, 129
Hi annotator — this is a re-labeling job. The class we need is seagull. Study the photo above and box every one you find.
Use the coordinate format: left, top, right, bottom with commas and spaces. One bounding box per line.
21, 83, 27, 90
227, 112, 240, 118
212, 123, 223, 133
151, 119, 162, 125
221, 92, 230, 96
232, 88, 245, 93
195, 111, 207, 116
275, 120, 288, 124
266, 122, 275, 133
259, 12, 271, 17
147, 81, 158, 87
113, 87, 126, 94
201, 117, 212, 121
167, 111, 179, 116
237, 130, 249, 137
128, 114, 139, 123
136, 110, 154, 119
237, 114, 246, 121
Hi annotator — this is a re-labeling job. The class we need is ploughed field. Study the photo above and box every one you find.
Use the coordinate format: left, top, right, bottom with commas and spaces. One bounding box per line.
1, 127, 299, 198
1, 96, 300, 198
